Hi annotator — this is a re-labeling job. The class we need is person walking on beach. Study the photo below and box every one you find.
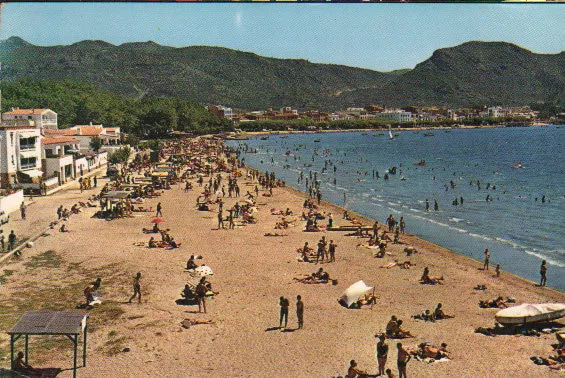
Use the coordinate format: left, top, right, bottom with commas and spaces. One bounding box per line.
8, 230, 16, 251
399, 217, 405, 234
279, 296, 289, 329
328, 240, 337, 263
196, 278, 208, 313
128, 272, 142, 304
57, 205, 63, 220
328, 213, 333, 228
397, 342, 411, 378
156, 202, 163, 217
20, 202, 26, 220
425, 199, 429, 212
217, 210, 224, 230
376, 334, 389, 377
483, 248, 490, 271
296, 295, 304, 329
93, 175, 98, 188
540, 260, 547, 287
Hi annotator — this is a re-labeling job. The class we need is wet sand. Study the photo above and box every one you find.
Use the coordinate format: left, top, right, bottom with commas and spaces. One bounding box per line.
0, 164, 564, 377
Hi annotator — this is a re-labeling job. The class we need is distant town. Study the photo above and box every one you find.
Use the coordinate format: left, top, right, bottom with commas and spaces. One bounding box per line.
208, 104, 563, 130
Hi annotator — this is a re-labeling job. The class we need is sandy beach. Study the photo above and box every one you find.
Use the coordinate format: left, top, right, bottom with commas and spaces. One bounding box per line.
1, 141, 564, 377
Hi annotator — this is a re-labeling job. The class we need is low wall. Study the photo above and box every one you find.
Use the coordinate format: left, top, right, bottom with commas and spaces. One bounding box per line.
0, 190, 24, 214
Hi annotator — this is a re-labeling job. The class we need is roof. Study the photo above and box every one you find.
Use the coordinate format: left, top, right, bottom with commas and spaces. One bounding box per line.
102, 191, 131, 200
41, 137, 79, 145
43, 129, 69, 135
9, 311, 87, 335
3, 109, 54, 116
71, 126, 103, 136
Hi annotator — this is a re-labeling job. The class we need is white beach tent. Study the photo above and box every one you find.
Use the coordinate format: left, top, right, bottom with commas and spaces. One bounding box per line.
339, 280, 373, 308
495, 303, 565, 325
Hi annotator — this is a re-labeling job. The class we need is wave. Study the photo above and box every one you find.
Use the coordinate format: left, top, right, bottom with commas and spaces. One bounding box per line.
468, 233, 493, 241
524, 250, 565, 268
449, 217, 465, 223
409, 208, 421, 213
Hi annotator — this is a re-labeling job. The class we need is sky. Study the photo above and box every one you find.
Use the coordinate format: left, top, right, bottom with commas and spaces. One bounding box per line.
1, 3, 564, 71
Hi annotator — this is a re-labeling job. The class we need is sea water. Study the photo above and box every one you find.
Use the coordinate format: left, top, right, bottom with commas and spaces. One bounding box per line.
227, 126, 565, 292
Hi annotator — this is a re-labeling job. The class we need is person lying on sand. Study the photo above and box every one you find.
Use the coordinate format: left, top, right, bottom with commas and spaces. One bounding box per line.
264, 232, 288, 237
142, 223, 160, 233
380, 260, 412, 269
413, 310, 435, 322
416, 342, 451, 360
181, 318, 215, 329
479, 296, 510, 309
294, 268, 331, 284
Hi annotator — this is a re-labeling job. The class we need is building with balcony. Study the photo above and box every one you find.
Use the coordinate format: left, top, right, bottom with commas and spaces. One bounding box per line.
41, 137, 80, 185
0, 120, 43, 188
2, 108, 58, 130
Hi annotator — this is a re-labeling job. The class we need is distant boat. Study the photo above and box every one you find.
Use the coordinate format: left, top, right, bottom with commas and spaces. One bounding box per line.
280, 135, 288, 138
314, 139, 320, 143
413, 160, 426, 166
512, 162, 524, 169
388, 126, 394, 140
374, 133, 385, 136
260, 136, 269, 140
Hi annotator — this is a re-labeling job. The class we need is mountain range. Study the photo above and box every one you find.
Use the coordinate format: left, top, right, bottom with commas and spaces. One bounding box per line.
1, 36, 564, 109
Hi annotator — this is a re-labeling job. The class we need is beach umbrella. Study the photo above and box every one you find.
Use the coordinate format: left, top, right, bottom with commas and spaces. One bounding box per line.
151, 218, 165, 224
339, 280, 373, 308
193, 265, 214, 277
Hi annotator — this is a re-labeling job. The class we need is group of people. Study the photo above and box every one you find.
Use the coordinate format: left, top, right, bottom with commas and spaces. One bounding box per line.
278, 295, 304, 330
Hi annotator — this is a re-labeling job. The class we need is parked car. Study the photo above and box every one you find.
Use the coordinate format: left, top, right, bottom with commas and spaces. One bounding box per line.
106, 166, 119, 180
0, 211, 9, 225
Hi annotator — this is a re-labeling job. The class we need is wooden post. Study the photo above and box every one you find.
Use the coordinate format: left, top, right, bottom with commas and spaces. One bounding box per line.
10, 334, 14, 371
25, 334, 28, 363
83, 324, 87, 367
73, 334, 78, 378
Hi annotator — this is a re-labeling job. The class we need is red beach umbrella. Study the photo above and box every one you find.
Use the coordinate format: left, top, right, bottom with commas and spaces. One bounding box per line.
151, 218, 165, 224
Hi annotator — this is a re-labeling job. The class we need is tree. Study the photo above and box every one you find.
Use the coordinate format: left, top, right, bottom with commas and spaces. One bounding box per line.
108, 146, 132, 165
89, 136, 103, 152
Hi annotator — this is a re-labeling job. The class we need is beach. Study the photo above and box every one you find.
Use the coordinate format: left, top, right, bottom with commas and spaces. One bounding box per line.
0, 141, 564, 377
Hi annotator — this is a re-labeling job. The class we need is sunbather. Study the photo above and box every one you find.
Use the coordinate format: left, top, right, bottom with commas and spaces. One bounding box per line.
13, 351, 40, 375
433, 303, 454, 319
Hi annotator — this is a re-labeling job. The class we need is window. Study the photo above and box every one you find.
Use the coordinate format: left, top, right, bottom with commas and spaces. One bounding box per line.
20, 157, 37, 169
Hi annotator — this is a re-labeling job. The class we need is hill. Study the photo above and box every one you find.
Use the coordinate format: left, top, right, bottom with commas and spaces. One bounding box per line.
341, 41, 565, 107
1, 37, 564, 108
0, 37, 395, 110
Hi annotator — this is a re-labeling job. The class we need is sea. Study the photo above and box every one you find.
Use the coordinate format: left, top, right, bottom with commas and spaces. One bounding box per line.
226, 126, 565, 292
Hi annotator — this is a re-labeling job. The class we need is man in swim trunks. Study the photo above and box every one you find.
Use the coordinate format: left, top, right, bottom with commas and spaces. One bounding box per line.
397, 342, 411, 378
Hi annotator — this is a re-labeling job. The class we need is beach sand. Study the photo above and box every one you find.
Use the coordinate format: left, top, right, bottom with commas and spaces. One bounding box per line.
0, 164, 564, 377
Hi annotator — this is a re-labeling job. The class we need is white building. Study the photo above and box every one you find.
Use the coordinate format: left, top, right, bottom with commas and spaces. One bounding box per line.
44, 123, 121, 152
208, 105, 233, 120
41, 136, 80, 185
2, 108, 58, 130
0, 119, 43, 188
374, 110, 413, 123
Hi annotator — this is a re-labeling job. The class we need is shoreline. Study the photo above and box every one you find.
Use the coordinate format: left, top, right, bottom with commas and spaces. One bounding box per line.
235, 123, 557, 137
281, 179, 564, 297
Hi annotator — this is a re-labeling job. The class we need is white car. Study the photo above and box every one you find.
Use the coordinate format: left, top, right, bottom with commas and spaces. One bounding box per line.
0, 211, 9, 225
